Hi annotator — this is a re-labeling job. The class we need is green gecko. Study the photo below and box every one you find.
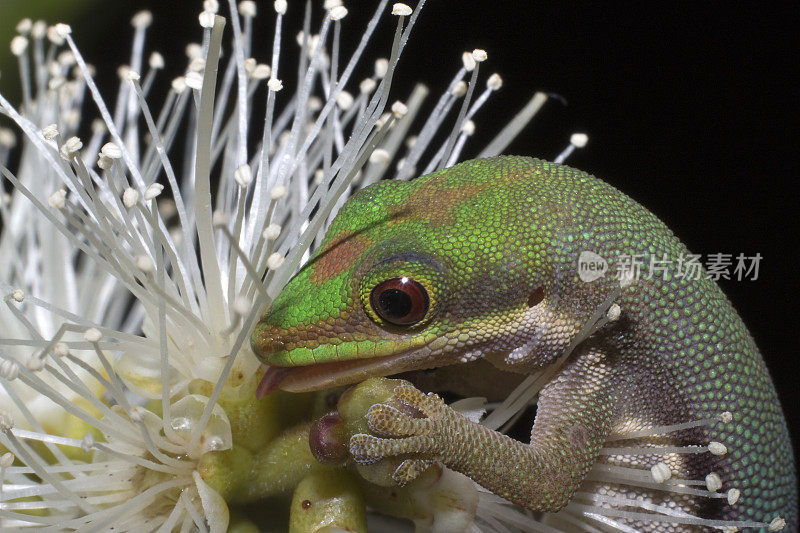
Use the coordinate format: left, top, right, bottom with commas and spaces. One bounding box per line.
251, 156, 796, 531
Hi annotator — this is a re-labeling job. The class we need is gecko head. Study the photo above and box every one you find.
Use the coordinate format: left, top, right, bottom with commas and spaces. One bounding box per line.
251, 157, 586, 395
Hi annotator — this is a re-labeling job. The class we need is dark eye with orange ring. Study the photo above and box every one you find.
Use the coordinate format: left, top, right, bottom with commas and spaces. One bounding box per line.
369, 277, 429, 326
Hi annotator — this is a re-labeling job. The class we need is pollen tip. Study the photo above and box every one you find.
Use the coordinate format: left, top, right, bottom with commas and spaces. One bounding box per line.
144, 183, 164, 201
267, 252, 285, 270
769, 517, 786, 531
391, 100, 408, 118
461, 120, 475, 136
391, 3, 413, 16
10, 35, 29, 56
234, 164, 253, 187
130, 11, 153, 30
0, 452, 14, 468
55, 23, 71, 37
233, 297, 250, 316
336, 91, 354, 110
269, 184, 288, 200
330, 6, 348, 21
199, 11, 216, 29
122, 188, 139, 207
263, 223, 282, 241
42, 123, 59, 140
374, 58, 389, 78
570, 132, 589, 147
48, 189, 67, 209
185, 42, 203, 60
0, 360, 19, 381
31, 20, 47, 39
708, 441, 728, 456
451, 80, 467, 97
650, 462, 671, 483
135, 255, 155, 273
487, 73, 503, 90
251, 63, 271, 80
84, 328, 102, 343
16, 18, 33, 35
461, 51, 476, 72
0, 128, 16, 148
472, 49, 487, 62
101, 142, 123, 159
239, 1, 257, 17
0, 411, 14, 430
54, 343, 70, 357
360, 77, 377, 94
185, 71, 204, 90
212, 210, 228, 227
370, 148, 390, 164
81, 433, 95, 454
705, 472, 722, 492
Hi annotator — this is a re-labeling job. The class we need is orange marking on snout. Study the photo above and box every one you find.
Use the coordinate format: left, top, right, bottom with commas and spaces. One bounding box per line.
310, 231, 374, 284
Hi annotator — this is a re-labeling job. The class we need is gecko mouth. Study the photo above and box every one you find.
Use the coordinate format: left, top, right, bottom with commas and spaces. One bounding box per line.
256, 348, 434, 398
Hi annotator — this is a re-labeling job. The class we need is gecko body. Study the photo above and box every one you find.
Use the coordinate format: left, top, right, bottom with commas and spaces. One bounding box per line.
252, 156, 796, 531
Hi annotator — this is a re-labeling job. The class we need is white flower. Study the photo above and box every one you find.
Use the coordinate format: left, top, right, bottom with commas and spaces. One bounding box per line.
1, 2, 769, 533
0, 2, 540, 530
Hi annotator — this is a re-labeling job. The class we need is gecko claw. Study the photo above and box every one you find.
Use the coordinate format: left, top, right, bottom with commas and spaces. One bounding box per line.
392, 384, 448, 419
393, 458, 435, 485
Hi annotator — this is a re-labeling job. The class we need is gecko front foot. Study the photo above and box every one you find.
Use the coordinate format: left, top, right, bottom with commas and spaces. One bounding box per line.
349, 384, 453, 485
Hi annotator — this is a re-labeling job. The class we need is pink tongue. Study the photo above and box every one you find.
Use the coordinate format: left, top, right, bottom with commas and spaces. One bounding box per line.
256, 366, 292, 399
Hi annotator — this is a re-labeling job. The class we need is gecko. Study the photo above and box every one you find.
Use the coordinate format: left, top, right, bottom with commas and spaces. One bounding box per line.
251, 156, 797, 531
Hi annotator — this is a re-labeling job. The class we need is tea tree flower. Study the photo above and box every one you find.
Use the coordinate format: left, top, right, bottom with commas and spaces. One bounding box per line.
1, 1, 771, 532
0, 1, 556, 529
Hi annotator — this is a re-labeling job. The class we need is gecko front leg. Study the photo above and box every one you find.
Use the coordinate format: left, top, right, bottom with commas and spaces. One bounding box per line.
350, 346, 618, 512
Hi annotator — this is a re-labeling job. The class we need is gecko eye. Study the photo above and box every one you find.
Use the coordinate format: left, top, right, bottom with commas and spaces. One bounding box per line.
369, 277, 429, 326
360, 255, 444, 329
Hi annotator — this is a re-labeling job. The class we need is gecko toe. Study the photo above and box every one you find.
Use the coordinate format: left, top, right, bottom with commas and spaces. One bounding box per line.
349, 433, 439, 463
366, 403, 427, 437
393, 384, 447, 419
349, 433, 385, 464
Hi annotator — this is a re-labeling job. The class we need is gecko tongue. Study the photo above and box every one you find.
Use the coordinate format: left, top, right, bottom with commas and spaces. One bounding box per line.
256, 366, 292, 399
255, 350, 439, 397
255, 360, 375, 398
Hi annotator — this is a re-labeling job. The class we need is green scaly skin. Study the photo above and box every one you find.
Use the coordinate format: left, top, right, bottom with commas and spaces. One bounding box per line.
251, 156, 797, 530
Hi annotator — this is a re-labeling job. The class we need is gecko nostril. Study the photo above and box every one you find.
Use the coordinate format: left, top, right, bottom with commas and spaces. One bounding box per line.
251, 323, 287, 361
264, 338, 286, 355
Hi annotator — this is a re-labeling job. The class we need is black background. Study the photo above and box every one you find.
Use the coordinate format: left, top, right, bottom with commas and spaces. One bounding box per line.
2, 2, 797, 446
